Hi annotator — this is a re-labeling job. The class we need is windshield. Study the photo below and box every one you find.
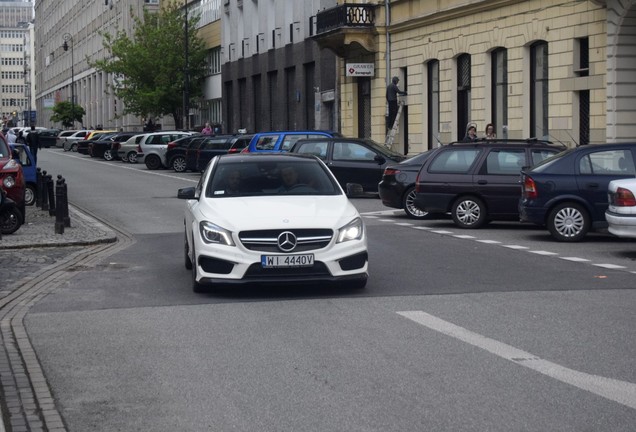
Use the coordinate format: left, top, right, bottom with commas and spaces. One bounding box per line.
0, 137, 9, 158
206, 160, 341, 197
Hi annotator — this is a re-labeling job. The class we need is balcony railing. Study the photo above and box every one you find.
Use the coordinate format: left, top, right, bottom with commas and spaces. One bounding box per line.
315, 3, 375, 35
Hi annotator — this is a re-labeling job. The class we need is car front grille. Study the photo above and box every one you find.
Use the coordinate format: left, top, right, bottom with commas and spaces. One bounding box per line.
243, 262, 331, 278
239, 229, 333, 252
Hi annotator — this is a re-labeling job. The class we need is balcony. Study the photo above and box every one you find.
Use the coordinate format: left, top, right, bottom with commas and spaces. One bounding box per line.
312, 3, 377, 58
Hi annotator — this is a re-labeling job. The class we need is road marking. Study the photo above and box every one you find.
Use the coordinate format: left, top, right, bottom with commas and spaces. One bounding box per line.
413, 226, 432, 230
378, 219, 395, 223
397, 310, 636, 410
362, 215, 379, 218
477, 239, 501, 244
453, 235, 476, 239
431, 230, 454, 235
396, 222, 414, 226
528, 250, 559, 256
560, 257, 591, 262
594, 263, 627, 269
502, 245, 528, 250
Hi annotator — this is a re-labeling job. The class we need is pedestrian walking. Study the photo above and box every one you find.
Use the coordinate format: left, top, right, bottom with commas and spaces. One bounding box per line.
386, 76, 407, 131
26, 125, 41, 163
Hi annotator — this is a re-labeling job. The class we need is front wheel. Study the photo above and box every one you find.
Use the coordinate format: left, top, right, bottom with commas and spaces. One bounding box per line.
0, 206, 23, 234
24, 184, 36, 206
451, 196, 487, 228
103, 149, 114, 161
547, 202, 590, 242
172, 156, 187, 173
402, 186, 429, 219
145, 154, 162, 170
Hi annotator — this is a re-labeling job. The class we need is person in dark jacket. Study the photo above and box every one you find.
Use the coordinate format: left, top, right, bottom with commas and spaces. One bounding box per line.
463, 122, 479, 142
26, 125, 40, 163
386, 76, 407, 130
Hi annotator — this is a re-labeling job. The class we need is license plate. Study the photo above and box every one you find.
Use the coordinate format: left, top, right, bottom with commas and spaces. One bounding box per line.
261, 254, 314, 268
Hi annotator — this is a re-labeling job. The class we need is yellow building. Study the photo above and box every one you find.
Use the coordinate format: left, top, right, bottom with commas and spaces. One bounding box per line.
314, 0, 635, 154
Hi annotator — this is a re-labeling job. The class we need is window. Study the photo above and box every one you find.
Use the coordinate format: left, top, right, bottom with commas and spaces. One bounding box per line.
483, 149, 525, 175
427, 60, 440, 149
491, 48, 508, 138
579, 90, 590, 146
575, 37, 589, 77
457, 54, 471, 139
429, 149, 482, 173
531, 149, 560, 166
333, 142, 376, 161
206, 48, 221, 76
530, 41, 548, 140
255, 134, 279, 150
296, 140, 328, 160
579, 150, 636, 175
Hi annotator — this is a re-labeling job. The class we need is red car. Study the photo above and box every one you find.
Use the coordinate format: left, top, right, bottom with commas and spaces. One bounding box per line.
0, 132, 26, 222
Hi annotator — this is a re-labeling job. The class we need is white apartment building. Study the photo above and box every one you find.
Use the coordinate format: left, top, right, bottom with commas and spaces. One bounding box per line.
34, 0, 161, 131
0, 0, 33, 127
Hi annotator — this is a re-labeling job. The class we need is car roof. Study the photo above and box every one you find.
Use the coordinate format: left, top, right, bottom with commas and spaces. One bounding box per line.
217, 152, 319, 164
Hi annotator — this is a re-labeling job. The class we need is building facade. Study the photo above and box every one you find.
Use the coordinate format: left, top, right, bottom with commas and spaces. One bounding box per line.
314, 0, 636, 155
221, 0, 339, 135
34, 0, 161, 131
0, 0, 33, 127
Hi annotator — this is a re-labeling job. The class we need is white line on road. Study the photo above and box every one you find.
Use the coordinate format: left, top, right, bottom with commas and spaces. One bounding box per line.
502, 245, 529, 250
397, 310, 636, 410
594, 263, 627, 269
431, 230, 454, 234
560, 257, 591, 262
528, 250, 559, 256
476, 239, 501, 244
453, 235, 476, 239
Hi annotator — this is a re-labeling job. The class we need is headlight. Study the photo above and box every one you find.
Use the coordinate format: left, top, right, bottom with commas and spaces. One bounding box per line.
337, 217, 364, 243
199, 221, 235, 246
2, 175, 16, 188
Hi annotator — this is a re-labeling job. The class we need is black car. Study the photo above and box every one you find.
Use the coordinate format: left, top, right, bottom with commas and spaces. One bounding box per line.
195, 134, 253, 171
290, 137, 407, 193
519, 142, 636, 241
77, 132, 116, 155
90, 132, 141, 160
36, 129, 61, 149
166, 135, 206, 172
378, 150, 435, 219
414, 139, 565, 228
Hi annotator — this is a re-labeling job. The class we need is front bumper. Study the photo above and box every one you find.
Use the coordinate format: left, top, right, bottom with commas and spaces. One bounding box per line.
193, 235, 368, 286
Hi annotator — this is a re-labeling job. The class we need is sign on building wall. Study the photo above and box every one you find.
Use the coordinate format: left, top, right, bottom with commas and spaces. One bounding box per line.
346, 63, 374, 77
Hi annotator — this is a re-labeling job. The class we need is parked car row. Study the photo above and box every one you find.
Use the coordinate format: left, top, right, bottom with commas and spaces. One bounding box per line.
375, 139, 636, 242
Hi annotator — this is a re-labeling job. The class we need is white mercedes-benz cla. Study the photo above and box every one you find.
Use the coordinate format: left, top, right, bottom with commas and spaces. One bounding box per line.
178, 153, 368, 292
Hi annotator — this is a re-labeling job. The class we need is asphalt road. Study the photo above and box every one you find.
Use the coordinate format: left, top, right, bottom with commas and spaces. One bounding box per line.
23, 148, 636, 431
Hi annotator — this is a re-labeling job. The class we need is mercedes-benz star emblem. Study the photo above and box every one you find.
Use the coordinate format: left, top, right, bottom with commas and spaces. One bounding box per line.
277, 231, 297, 252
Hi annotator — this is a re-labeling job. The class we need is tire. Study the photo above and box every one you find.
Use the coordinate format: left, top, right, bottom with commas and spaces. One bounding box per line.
70, 143, 78, 152
145, 154, 162, 170
547, 202, 590, 242
120, 153, 129, 163
451, 196, 487, 228
127, 151, 137, 163
0, 206, 23, 235
172, 156, 187, 173
103, 149, 114, 161
24, 184, 36, 206
402, 186, 429, 219
184, 230, 192, 270
191, 243, 205, 293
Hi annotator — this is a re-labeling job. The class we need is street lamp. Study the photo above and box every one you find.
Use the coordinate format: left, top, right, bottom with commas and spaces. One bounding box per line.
183, 0, 190, 131
62, 33, 75, 128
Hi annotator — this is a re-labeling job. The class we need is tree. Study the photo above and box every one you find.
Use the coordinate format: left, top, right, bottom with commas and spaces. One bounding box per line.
50, 101, 86, 128
90, 2, 207, 130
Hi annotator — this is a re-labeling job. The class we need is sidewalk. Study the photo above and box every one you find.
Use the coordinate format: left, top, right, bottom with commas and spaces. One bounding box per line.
0, 204, 117, 250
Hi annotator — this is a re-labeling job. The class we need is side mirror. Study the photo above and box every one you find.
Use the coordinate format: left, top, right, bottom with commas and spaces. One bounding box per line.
374, 154, 386, 165
345, 183, 364, 197
177, 187, 196, 199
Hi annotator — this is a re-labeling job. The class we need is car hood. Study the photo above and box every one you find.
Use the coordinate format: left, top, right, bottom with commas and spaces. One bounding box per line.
196, 195, 360, 231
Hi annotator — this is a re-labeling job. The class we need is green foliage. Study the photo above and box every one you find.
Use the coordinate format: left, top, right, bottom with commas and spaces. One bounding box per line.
90, 2, 207, 129
50, 101, 86, 128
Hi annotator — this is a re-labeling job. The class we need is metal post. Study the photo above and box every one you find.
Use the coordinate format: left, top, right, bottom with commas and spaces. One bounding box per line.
61, 176, 71, 228
35, 167, 42, 207
40, 170, 49, 211
46, 174, 56, 216
55, 177, 64, 234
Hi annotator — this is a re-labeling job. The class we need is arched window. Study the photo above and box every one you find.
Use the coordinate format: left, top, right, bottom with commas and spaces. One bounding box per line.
491, 48, 508, 138
530, 41, 548, 139
457, 54, 471, 139
427, 59, 440, 148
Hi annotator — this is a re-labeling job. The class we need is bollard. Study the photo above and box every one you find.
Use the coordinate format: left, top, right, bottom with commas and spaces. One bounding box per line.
35, 167, 42, 207
47, 174, 56, 216
40, 170, 49, 211
54, 177, 64, 234
59, 176, 71, 228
